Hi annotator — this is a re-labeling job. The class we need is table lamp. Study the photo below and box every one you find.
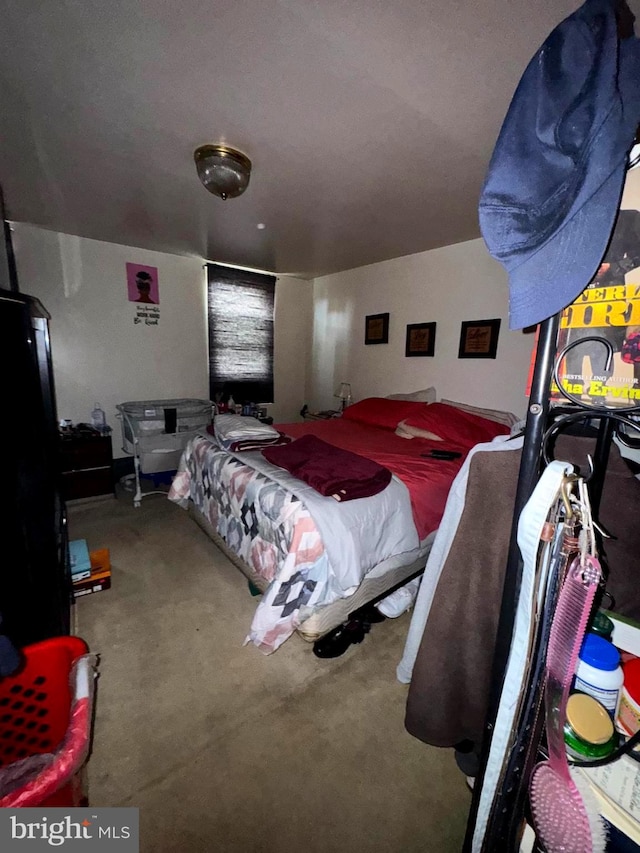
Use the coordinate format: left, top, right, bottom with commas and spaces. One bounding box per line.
335, 382, 352, 411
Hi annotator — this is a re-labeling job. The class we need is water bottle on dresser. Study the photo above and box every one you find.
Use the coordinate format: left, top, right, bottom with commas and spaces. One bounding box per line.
91, 403, 107, 434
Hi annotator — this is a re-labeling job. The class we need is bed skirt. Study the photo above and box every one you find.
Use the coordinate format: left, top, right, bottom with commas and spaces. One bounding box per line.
187, 501, 431, 643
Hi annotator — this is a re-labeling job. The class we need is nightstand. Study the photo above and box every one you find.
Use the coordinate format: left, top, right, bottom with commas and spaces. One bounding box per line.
59, 432, 114, 501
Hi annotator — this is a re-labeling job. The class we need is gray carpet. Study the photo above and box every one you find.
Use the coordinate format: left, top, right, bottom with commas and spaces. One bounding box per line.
69, 489, 471, 852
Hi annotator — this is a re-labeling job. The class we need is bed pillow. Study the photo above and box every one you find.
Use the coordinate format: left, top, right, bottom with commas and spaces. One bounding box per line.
403, 402, 511, 447
439, 399, 520, 427
395, 420, 443, 441
341, 397, 430, 430
385, 387, 437, 404
213, 413, 279, 442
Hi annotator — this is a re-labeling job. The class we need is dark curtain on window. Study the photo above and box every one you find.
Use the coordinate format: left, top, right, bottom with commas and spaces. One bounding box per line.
207, 263, 276, 404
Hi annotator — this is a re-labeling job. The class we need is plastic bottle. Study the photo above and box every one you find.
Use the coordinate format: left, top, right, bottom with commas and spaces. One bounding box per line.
616, 656, 640, 737
564, 692, 617, 760
574, 632, 624, 718
90, 403, 107, 433
590, 610, 614, 641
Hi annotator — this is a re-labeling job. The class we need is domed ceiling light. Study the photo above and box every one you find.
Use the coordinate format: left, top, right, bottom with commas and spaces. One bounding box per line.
194, 144, 252, 200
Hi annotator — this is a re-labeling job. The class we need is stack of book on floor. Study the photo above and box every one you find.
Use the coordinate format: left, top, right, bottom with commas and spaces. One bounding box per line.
69, 539, 91, 582
69, 539, 111, 597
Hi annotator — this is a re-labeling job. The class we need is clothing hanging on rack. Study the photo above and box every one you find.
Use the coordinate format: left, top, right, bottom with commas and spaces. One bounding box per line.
397, 434, 523, 689
464, 355, 640, 847
402, 433, 640, 752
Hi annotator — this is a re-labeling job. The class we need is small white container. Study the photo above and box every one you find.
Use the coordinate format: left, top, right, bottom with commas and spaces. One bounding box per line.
574, 632, 623, 718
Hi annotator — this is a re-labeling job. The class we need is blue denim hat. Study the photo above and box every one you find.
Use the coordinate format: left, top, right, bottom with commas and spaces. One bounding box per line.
479, 0, 640, 330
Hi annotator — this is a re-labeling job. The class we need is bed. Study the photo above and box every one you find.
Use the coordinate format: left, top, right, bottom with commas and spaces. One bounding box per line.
168, 394, 517, 653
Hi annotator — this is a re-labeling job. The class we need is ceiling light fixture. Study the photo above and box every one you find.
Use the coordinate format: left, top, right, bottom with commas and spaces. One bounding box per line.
194, 144, 252, 200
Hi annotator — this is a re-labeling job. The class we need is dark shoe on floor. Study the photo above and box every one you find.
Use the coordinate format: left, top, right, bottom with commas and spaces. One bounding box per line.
313, 620, 367, 658
353, 603, 387, 624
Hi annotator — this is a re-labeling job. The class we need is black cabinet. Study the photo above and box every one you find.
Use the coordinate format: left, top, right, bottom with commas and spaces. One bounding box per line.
0, 288, 71, 647
60, 433, 114, 500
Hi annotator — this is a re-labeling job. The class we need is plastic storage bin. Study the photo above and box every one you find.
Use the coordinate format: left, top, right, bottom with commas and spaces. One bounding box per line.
0, 636, 97, 807
117, 398, 213, 506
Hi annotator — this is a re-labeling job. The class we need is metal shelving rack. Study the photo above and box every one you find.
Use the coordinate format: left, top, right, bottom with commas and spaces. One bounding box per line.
463, 314, 640, 851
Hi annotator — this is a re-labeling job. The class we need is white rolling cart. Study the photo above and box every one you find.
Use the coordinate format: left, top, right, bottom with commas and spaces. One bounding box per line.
116, 398, 212, 507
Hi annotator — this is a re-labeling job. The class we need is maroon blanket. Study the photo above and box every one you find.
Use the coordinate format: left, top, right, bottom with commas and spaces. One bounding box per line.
262, 434, 392, 501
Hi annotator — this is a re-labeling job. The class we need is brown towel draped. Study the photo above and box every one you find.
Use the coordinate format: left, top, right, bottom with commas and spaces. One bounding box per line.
405, 447, 520, 748
405, 434, 640, 750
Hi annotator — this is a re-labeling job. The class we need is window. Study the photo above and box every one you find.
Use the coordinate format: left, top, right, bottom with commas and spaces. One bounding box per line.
207, 263, 276, 404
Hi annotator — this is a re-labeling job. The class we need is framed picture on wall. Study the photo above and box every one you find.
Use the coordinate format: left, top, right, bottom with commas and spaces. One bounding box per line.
405, 322, 436, 357
364, 312, 389, 345
126, 262, 160, 304
458, 318, 501, 359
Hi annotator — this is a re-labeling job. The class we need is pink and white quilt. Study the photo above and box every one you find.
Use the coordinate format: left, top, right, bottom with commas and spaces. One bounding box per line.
169, 435, 338, 653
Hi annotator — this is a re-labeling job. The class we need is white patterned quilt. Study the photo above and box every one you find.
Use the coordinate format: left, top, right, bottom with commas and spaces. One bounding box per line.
169, 433, 422, 653
169, 435, 347, 652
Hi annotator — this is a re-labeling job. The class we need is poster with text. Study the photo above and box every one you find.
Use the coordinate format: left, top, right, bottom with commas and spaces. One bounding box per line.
527, 168, 640, 405
553, 184, 640, 406
126, 262, 160, 304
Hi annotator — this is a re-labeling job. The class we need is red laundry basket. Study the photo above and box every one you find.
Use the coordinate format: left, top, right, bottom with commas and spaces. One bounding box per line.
0, 636, 95, 807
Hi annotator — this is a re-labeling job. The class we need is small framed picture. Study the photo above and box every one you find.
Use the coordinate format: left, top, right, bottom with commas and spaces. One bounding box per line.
458, 318, 501, 359
405, 322, 436, 357
126, 262, 159, 304
365, 312, 390, 345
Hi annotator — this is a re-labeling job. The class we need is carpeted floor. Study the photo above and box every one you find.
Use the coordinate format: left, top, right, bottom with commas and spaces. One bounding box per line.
69, 488, 471, 852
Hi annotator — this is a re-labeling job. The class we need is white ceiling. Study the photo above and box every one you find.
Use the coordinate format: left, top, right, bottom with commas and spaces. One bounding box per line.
0, 1, 636, 279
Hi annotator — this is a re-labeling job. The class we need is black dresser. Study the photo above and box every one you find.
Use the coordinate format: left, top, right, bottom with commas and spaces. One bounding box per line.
0, 288, 72, 647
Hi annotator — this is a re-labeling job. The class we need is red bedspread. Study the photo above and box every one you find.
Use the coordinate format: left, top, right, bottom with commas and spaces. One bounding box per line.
275, 419, 467, 540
